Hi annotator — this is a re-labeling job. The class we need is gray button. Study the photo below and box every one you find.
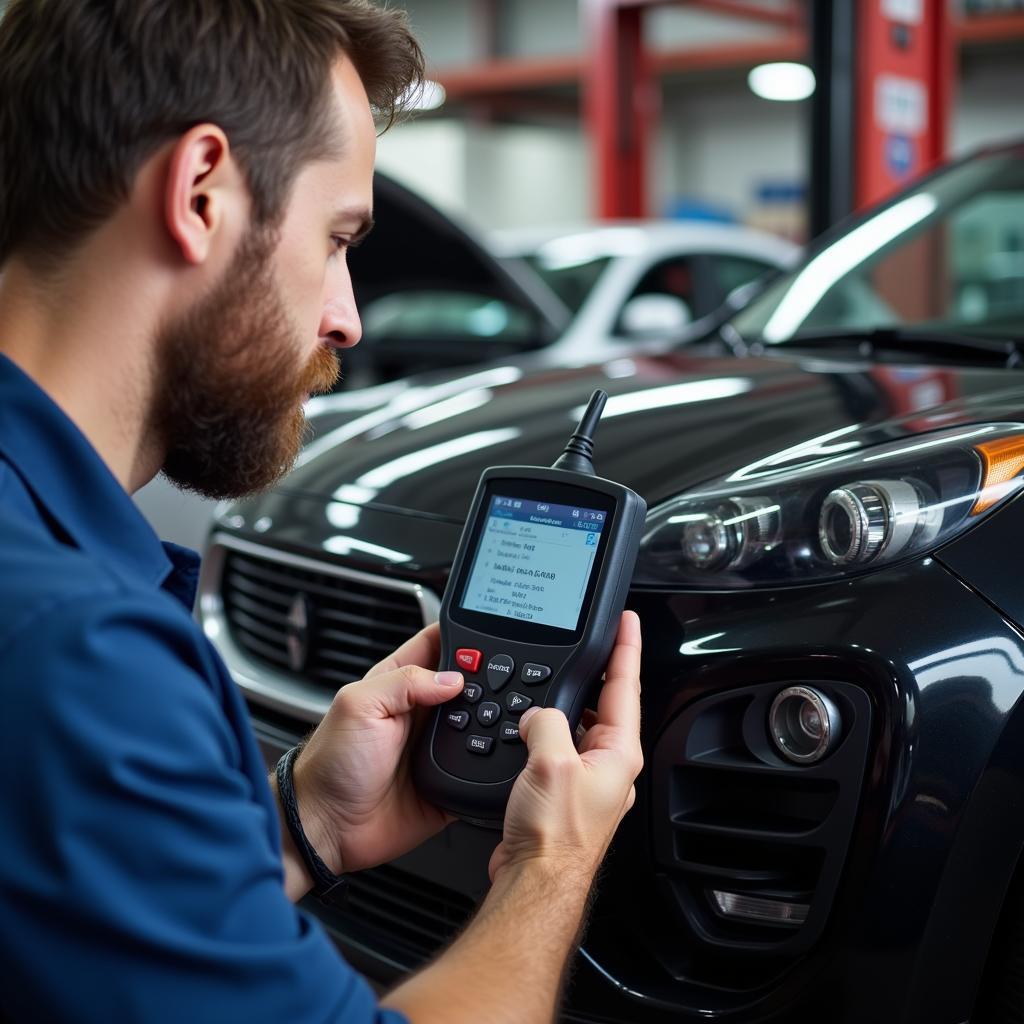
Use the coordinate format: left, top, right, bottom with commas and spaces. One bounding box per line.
463, 683, 483, 704
445, 710, 469, 731
506, 692, 533, 716
500, 722, 521, 743
467, 734, 493, 755
521, 663, 551, 685
486, 654, 515, 691
477, 701, 500, 726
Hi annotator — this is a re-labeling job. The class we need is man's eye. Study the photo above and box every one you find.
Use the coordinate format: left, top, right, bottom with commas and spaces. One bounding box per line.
330, 235, 365, 258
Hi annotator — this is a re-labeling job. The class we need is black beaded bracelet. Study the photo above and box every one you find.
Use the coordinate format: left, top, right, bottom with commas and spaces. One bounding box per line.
275, 745, 346, 901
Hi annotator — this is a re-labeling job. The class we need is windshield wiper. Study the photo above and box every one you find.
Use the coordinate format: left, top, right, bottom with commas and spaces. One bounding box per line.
760, 327, 1024, 368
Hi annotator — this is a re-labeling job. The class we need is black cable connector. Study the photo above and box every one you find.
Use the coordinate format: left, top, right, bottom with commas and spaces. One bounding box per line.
552, 389, 608, 475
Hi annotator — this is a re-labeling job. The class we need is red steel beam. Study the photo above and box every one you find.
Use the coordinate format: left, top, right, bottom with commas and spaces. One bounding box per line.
686, 0, 803, 29
651, 31, 805, 73
956, 11, 1024, 42
585, 0, 657, 218
438, 54, 584, 99
436, 34, 808, 101
854, 0, 955, 210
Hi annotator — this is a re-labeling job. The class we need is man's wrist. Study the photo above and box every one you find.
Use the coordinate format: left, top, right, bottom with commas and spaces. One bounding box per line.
382, 851, 598, 1023
270, 746, 344, 901
289, 747, 344, 876
270, 771, 316, 900
489, 854, 594, 919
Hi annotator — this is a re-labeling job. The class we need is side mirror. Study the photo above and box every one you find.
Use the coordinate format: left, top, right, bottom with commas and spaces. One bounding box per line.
619, 294, 693, 338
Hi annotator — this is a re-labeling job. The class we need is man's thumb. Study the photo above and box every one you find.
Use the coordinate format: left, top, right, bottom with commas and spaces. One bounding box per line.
518, 706, 575, 755
339, 666, 463, 718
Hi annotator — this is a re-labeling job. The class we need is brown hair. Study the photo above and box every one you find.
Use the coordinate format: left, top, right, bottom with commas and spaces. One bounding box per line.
0, 0, 423, 272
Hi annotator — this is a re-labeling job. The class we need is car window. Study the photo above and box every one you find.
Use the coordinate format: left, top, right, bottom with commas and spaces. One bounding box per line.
520, 255, 611, 314
732, 149, 1024, 344
710, 255, 778, 298
627, 256, 699, 310
360, 290, 536, 344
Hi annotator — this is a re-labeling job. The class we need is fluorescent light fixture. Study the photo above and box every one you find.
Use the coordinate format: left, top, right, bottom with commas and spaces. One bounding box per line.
331, 483, 378, 505
722, 503, 781, 527
863, 425, 997, 462
728, 424, 864, 482
572, 377, 753, 420
357, 429, 520, 490
679, 632, 741, 656
402, 79, 446, 112
323, 536, 413, 563
761, 192, 938, 342
748, 62, 815, 102
401, 389, 493, 430
326, 502, 362, 530
297, 366, 522, 468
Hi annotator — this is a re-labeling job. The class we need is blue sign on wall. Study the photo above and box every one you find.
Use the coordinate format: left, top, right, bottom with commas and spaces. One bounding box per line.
885, 134, 916, 178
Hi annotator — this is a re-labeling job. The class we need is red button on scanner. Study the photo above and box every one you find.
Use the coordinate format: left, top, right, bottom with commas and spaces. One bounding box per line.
455, 648, 482, 673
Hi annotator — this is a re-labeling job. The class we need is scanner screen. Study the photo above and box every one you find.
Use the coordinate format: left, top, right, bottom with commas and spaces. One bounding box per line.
460, 494, 606, 631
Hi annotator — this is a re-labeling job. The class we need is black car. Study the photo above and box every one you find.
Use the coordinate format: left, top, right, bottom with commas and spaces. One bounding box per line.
199, 141, 1024, 1023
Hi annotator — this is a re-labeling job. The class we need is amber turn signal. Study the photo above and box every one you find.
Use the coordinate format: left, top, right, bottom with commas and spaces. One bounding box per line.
972, 435, 1024, 515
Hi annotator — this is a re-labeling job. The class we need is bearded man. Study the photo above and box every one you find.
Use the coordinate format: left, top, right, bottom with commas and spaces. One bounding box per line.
0, 3, 644, 1022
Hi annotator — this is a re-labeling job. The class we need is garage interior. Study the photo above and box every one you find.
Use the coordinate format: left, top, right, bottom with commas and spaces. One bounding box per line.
6, 1, 1024, 1023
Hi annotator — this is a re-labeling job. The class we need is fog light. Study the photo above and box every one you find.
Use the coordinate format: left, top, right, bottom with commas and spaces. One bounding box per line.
769, 686, 841, 764
711, 889, 809, 925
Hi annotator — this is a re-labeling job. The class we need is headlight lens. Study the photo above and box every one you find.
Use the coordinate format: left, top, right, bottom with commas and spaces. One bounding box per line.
636, 423, 1024, 587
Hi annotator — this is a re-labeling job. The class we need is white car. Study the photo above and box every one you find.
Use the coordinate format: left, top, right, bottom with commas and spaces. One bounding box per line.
355, 213, 800, 382
487, 221, 800, 365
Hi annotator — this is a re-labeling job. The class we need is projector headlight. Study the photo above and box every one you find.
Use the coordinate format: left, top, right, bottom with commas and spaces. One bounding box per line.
636, 423, 1024, 587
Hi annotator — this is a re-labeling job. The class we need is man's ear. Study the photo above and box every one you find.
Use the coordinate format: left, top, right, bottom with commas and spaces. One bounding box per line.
163, 124, 241, 266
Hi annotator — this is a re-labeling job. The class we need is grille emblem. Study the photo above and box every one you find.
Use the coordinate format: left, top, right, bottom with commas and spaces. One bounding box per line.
285, 593, 313, 673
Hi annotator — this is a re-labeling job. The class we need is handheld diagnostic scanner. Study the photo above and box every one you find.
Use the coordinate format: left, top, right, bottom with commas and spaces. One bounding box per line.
413, 389, 646, 827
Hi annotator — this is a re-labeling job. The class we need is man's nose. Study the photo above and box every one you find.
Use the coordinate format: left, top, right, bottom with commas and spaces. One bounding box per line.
319, 285, 362, 349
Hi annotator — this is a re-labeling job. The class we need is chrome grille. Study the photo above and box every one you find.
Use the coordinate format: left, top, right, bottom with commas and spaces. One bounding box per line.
221, 550, 425, 691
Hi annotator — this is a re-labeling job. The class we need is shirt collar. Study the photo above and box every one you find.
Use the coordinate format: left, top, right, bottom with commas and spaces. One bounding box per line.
0, 353, 199, 607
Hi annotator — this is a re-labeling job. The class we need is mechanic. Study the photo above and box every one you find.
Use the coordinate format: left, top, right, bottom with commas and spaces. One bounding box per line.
0, 2, 644, 1022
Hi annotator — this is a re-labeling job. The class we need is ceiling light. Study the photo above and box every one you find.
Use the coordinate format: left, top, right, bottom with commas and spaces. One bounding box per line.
748, 62, 815, 102
402, 79, 446, 112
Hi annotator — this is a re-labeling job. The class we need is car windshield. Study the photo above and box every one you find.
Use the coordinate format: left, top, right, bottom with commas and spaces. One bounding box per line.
520, 253, 612, 314
731, 147, 1024, 346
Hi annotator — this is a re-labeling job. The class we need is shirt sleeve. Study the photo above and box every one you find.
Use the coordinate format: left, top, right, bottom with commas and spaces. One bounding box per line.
0, 586, 409, 1024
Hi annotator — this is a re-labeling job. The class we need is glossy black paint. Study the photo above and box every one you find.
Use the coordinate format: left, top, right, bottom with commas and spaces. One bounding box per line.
286, 351, 1024, 521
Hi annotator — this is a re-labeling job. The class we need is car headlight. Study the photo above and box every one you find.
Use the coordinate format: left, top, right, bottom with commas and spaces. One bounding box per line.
636, 423, 1024, 587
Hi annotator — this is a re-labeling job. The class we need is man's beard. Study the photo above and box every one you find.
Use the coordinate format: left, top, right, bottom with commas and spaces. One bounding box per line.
150, 229, 340, 500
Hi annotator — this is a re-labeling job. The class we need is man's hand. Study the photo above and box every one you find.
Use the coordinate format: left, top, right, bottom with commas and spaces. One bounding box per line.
287, 623, 462, 879
488, 611, 643, 885
382, 611, 644, 1024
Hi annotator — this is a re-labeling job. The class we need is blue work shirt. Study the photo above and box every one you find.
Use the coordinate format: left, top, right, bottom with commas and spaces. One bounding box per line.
0, 354, 408, 1024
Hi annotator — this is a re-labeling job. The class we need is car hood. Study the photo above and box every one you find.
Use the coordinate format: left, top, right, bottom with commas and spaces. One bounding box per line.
274, 351, 1024, 524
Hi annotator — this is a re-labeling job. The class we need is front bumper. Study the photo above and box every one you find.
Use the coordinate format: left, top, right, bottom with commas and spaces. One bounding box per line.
204, 507, 1024, 1023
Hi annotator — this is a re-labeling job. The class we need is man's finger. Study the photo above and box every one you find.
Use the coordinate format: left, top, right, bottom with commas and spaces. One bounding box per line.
366, 622, 441, 679
338, 664, 462, 718
594, 611, 642, 737
519, 707, 576, 758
